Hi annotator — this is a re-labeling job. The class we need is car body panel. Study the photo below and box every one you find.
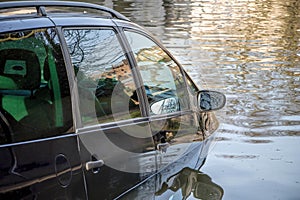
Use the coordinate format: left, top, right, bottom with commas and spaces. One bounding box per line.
0, 136, 86, 199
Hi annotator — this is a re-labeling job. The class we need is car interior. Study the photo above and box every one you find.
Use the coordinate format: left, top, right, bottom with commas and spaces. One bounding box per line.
0, 29, 71, 143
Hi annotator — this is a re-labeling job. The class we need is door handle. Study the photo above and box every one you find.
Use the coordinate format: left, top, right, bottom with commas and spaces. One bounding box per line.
86, 160, 104, 171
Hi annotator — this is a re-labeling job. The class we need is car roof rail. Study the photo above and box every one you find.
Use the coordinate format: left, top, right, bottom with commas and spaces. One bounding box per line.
0, 1, 130, 21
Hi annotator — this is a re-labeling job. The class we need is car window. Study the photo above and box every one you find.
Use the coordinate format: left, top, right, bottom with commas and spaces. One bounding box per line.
0, 28, 73, 144
124, 30, 189, 115
64, 29, 141, 126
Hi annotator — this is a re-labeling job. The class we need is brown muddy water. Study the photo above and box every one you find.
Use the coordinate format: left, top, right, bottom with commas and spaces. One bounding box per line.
96, 0, 300, 199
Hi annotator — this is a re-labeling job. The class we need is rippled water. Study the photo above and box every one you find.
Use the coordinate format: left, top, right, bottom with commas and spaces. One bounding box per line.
110, 0, 300, 136
95, 0, 300, 199
91, 0, 300, 199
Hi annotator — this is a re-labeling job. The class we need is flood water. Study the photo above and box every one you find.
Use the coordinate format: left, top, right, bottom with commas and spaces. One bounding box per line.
90, 0, 300, 199
0, 0, 298, 199
5, 0, 298, 199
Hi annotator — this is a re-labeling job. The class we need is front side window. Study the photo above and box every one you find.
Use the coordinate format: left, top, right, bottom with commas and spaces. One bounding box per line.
0, 28, 73, 144
125, 31, 189, 115
64, 29, 141, 126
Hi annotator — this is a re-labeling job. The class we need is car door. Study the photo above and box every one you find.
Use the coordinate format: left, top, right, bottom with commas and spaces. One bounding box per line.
0, 27, 85, 199
123, 30, 204, 172
63, 27, 157, 199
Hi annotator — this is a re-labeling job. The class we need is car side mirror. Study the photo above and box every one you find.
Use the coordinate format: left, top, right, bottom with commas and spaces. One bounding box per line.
198, 90, 226, 112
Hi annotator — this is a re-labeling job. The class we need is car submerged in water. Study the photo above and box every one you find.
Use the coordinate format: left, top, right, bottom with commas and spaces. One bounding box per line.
0, 1, 225, 199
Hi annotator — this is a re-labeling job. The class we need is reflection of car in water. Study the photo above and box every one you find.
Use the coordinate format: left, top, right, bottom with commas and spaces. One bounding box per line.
119, 166, 223, 200
0, 1, 226, 199
156, 167, 223, 200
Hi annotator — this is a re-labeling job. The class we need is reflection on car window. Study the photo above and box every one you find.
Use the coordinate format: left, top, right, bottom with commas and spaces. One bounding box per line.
186, 74, 199, 94
64, 29, 141, 126
124, 31, 189, 115
0, 28, 73, 144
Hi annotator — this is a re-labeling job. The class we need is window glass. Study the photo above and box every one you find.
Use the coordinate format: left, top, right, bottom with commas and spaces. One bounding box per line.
0, 28, 73, 144
124, 31, 189, 115
64, 29, 141, 126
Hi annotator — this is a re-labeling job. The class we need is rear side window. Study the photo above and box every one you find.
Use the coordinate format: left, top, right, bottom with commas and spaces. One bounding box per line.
64, 28, 141, 126
0, 29, 73, 144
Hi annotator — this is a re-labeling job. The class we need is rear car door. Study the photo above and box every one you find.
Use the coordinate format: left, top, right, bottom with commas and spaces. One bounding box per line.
63, 27, 156, 199
0, 26, 85, 199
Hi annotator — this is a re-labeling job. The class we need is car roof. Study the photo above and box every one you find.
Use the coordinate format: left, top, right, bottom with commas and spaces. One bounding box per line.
0, 1, 140, 33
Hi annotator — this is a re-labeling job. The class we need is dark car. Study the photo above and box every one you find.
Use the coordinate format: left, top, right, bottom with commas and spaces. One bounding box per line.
0, 1, 225, 199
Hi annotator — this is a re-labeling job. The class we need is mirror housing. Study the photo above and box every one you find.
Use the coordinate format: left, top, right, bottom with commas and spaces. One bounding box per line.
198, 90, 226, 112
